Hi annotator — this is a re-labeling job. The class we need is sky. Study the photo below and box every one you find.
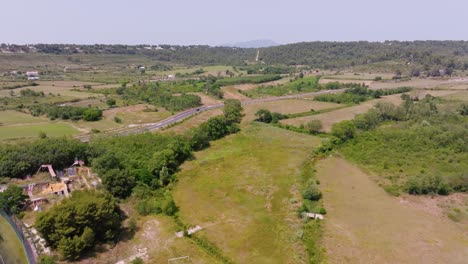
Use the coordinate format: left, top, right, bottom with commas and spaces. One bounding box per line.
1, 0, 467, 46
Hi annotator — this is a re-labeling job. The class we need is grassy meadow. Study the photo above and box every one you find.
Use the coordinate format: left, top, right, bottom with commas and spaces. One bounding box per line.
173, 123, 322, 263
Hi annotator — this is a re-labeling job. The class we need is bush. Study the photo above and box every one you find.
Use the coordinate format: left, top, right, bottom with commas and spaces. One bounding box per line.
255, 109, 272, 123
405, 174, 451, 195
83, 108, 103, 121
304, 120, 322, 134
302, 180, 322, 201
331, 120, 356, 142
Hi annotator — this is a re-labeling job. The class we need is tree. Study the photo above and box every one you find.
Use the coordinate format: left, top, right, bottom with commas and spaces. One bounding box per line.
106, 98, 116, 108
255, 109, 272, 123
304, 120, 322, 134
35, 190, 122, 260
331, 120, 356, 142
0, 185, 28, 215
101, 169, 135, 198
223, 99, 243, 124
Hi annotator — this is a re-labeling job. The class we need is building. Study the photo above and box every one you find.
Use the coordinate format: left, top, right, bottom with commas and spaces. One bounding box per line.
26, 71, 39, 80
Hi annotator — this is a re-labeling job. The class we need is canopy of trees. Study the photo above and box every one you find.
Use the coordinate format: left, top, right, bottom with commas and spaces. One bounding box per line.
35, 190, 122, 260
29, 104, 103, 121
0, 185, 28, 215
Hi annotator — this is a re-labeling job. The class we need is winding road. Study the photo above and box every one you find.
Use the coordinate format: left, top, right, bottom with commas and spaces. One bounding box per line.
76, 89, 343, 142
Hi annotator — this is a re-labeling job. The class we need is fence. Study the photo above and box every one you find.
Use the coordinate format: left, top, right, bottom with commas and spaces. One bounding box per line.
0, 211, 37, 264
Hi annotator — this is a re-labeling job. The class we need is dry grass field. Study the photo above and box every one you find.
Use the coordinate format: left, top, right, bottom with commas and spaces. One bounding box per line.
316, 157, 468, 264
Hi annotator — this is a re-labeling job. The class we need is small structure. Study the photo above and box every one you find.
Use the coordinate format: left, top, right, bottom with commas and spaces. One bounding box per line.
167, 74, 175, 80
176, 225, 202, 238
37, 165, 56, 177
305, 213, 324, 220
26, 71, 39, 80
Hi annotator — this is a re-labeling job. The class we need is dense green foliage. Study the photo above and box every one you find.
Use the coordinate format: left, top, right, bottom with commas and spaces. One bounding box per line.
0, 137, 87, 179
28, 104, 103, 121
113, 83, 202, 111
0, 185, 28, 215
316, 95, 468, 195
260, 41, 468, 70
9, 41, 468, 70
35, 190, 122, 260
89, 133, 192, 196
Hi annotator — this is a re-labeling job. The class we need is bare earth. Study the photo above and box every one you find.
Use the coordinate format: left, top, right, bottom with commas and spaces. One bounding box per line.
316, 157, 468, 264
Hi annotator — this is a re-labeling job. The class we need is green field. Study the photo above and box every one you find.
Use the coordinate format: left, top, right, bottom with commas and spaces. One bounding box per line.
173, 123, 321, 263
242, 76, 320, 98
0, 215, 28, 264
0, 123, 79, 141
0, 111, 48, 125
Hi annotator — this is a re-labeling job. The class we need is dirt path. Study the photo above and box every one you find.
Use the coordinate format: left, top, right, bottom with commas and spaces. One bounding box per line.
316, 157, 468, 264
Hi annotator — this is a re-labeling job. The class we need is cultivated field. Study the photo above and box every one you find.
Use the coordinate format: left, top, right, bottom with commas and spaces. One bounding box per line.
173, 123, 321, 263
316, 157, 468, 264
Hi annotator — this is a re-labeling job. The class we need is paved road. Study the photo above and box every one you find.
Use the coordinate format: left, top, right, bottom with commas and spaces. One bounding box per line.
76, 89, 343, 142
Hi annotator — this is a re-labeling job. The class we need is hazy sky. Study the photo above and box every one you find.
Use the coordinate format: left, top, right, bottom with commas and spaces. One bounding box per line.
2, 0, 467, 45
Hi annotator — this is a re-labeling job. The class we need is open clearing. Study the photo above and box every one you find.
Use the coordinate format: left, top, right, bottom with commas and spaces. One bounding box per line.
173, 123, 321, 263
0, 122, 79, 140
0, 215, 28, 264
281, 94, 403, 131
316, 157, 468, 264
0, 110, 48, 125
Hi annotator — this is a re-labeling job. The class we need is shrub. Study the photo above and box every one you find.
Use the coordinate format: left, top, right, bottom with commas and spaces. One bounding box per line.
304, 120, 322, 134
302, 180, 322, 201
405, 174, 451, 195
331, 120, 356, 142
83, 108, 103, 121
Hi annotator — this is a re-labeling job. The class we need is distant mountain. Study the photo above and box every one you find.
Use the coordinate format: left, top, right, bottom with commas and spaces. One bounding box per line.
221, 39, 279, 48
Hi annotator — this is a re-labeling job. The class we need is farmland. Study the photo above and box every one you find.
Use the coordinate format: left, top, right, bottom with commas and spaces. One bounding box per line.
0, 40, 467, 264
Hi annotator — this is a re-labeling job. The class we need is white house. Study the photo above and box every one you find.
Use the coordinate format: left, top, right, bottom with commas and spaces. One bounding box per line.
26, 71, 40, 80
